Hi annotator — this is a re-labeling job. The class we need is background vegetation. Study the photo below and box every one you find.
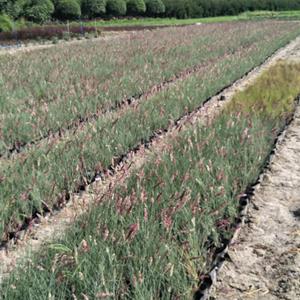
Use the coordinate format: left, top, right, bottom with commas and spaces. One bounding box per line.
1, 0, 300, 26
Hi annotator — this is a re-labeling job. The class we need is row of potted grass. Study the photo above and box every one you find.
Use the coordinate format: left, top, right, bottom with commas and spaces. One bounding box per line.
0, 32, 296, 242
1, 61, 299, 299
1, 21, 298, 156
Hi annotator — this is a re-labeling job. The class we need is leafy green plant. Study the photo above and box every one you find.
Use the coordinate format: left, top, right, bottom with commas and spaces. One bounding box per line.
24, 0, 55, 23
13, 16, 28, 30
1, 0, 27, 19
0, 14, 13, 32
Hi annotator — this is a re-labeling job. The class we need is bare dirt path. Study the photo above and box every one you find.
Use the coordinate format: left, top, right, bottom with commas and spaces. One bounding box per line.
1, 35, 300, 285
209, 61, 300, 300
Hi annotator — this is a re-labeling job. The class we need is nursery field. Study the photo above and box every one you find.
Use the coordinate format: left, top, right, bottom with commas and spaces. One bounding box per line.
1, 21, 300, 156
1, 21, 300, 299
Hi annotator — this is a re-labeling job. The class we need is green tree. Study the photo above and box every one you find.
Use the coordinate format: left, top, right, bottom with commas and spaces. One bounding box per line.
0, 13, 13, 31
24, 0, 54, 23
145, 0, 165, 15
106, 0, 127, 16
163, 0, 194, 19
126, 0, 146, 15
1, 0, 28, 19
81, 0, 106, 18
54, 0, 81, 19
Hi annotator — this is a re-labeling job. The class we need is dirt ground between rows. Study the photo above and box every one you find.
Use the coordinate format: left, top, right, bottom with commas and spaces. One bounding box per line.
210, 50, 300, 299
1, 33, 300, 288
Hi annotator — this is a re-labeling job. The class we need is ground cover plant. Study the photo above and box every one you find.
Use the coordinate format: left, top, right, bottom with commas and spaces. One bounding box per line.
1, 21, 298, 157
1, 21, 300, 243
1, 60, 299, 299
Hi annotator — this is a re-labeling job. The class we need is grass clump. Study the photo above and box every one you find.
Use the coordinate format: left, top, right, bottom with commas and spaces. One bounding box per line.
228, 62, 300, 120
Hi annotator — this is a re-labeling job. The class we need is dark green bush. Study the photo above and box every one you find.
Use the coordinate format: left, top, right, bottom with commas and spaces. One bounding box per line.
81, 0, 106, 18
1, 0, 27, 19
106, 0, 127, 16
162, 0, 193, 19
145, 0, 165, 15
54, 0, 81, 20
126, 0, 146, 15
0, 14, 13, 32
24, 0, 55, 23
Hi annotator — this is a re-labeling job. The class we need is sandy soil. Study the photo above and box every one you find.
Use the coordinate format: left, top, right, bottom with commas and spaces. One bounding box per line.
209, 52, 300, 300
1, 35, 300, 286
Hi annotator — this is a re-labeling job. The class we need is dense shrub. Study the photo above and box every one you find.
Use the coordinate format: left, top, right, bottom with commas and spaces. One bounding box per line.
106, 0, 127, 16
145, 0, 165, 15
1, 0, 27, 19
24, 0, 54, 23
126, 0, 146, 15
162, 0, 193, 19
54, 0, 81, 20
81, 0, 106, 18
196, 0, 300, 17
0, 14, 13, 32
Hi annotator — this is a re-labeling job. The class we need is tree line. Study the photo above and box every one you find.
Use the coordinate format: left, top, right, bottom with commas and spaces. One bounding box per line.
1, 0, 300, 24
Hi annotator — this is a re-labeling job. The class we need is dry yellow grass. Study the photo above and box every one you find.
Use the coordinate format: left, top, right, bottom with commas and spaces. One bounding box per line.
227, 61, 300, 119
